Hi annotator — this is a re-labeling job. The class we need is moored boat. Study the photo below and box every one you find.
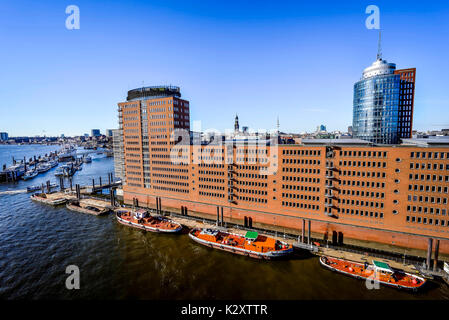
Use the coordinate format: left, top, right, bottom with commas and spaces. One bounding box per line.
189, 228, 293, 259
27, 183, 58, 192
30, 193, 67, 206
319, 256, 426, 291
37, 162, 54, 173
115, 209, 182, 233
22, 170, 38, 180
83, 156, 92, 163
66, 200, 109, 216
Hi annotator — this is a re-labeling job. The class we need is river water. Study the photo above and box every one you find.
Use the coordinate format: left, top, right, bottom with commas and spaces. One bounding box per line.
0, 144, 448, 299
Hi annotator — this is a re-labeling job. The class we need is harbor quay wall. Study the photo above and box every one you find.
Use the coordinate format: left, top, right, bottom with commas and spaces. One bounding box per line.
123, 191, 449, 256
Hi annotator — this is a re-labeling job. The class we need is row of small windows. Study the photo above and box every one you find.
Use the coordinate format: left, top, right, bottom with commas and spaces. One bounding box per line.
199, 184, 224, 191
236, 181, 267, 187
340, 180, 385, 189
340, 150, 387, 158
408, 184, 449, 193
239, 196, 267, 203
153, 180, 189, 187
341, 189, 385, 199
410, 152, 449, 159
281, 202, 319, 211
406, 216, 448, 227
340, 198, 384, 209
152, 173, 189, 180
199, 177, 225, 183
154, 185, 189, 193
407, 206, 447, 215
282, 185, 320, 192
282, 149, 321, 156
199, 170, 224, 176
282, 167, 320, 174
282, 176, 321, 184
236, 173, 267, 179
282, 159, 321, 165
282, 193, 319, 202
410, 163, 449, 171
409, 174, 449, 182
407, 194, 448, 204
340, 170, 386, 178
339, 160, 387, 168
239, 188, 267, 196
340, 208, 384, 219
199, 191, 224, 198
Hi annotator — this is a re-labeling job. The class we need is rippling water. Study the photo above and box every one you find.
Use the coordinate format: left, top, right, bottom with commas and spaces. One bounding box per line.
0, 145, 448, 299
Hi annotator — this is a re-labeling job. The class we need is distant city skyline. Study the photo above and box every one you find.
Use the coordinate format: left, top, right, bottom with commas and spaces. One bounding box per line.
1, 0, 448, 136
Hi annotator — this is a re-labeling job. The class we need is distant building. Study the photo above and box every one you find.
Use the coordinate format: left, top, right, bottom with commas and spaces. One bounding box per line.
84, 133, 89, 138
112, 129, 125, 183
91, 129, 101, 137
0, 132, 8, 141
106, 129, 114, 137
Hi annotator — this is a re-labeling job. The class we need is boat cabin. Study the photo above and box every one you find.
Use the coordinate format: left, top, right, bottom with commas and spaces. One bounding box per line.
373, 260, 393, 272
133, 209, 148, 219
199, 229, 219, 242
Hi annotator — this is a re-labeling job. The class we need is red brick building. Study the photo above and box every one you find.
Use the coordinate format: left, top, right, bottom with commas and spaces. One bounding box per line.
117, 86, 449, 258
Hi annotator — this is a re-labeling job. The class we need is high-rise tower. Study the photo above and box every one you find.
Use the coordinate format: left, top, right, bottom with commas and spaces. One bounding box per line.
352, 34, 416, 144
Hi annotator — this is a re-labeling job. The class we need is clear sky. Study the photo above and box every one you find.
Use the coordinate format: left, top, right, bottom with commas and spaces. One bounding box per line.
0, 0, 448, 137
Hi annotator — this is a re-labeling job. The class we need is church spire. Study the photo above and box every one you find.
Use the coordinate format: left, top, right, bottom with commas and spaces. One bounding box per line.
234, 114, 239, 132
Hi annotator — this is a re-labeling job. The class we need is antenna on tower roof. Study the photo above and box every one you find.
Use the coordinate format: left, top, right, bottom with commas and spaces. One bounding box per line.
377, 30, 382, 60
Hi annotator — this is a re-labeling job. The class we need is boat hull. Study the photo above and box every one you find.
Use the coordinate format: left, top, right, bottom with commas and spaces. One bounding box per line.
188, 231, 293, 260
319, 256, 426, 291
116, 213, 182, 233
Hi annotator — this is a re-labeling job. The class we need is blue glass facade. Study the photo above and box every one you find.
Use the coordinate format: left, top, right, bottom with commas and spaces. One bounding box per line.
353, 61, 401, 144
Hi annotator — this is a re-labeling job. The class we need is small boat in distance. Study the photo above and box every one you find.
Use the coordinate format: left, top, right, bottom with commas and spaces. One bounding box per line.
22, 170, 38, 180
27, 183, 58, 192
189, 228, 293, 259
115, 208, 182, 233
37, 163, 51, 173
319, 256, 426, 291
83, 156, 92, 163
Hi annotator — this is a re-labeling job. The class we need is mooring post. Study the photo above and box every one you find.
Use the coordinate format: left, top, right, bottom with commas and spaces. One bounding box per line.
427, 238, 433, 270
308, 220, 311, 245
69, 177, 73, 191
99, 176, 102, 186
216, 207, 219, 226
302, 219, 305, 243
434, 239, 440, 271
46, 180, 50, 193
92, 178, 95, 190
221, 207, 224, 226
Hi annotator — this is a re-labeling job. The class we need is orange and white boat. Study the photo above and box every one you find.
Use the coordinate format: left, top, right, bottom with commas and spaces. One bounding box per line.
189, 228, 293, 259
319, 256, 426, 291
115, 208, 182, 233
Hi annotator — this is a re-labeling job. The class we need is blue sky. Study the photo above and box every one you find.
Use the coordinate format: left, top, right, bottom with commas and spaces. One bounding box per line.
0, 0, 448, 136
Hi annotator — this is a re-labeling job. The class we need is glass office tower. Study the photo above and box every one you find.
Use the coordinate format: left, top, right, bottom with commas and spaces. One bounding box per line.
353, 58, 401, 144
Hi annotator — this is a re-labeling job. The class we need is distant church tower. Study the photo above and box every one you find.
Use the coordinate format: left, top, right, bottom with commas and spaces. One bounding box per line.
234, 114, 240, 133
